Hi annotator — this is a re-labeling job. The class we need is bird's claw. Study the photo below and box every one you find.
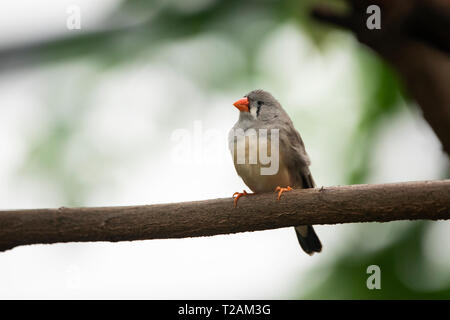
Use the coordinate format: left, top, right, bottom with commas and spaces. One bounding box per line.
232, 190, 249, 207
275, 186, 292, 200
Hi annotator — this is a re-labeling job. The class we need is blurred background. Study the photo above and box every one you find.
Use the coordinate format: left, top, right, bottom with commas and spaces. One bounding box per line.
0, 0, 449, 299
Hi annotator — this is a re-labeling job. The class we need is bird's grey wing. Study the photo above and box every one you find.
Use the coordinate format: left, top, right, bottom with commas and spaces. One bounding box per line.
278, 120, 315, 189
277, 120, 322, 254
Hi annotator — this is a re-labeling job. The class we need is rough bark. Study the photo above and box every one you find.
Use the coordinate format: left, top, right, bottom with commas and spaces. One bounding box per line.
0, 180, 449, 252
312, 0, 450, 155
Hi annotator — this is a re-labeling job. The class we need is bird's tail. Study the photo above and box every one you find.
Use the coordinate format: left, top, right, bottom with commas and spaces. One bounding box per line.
295, 225, 322, 255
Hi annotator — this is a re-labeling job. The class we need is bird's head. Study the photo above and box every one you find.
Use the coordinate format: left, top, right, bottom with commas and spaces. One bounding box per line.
232, 89, 282, 122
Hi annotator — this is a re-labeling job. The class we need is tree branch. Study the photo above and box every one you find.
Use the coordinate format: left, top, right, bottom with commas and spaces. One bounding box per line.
0, 180, 449, 252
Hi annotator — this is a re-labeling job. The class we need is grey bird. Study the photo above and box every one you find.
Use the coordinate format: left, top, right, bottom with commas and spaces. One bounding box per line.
228, 89, 322, 255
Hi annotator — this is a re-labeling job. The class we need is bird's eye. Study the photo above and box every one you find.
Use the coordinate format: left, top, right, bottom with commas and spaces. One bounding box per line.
256, 101, 262, 117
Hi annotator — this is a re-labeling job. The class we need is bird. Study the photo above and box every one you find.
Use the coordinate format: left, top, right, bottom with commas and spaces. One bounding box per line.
228, 89, 322, 255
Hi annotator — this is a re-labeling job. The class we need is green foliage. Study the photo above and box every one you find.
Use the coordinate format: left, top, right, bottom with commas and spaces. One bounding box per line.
346, 49, 403, 184
303, 222, 450, 299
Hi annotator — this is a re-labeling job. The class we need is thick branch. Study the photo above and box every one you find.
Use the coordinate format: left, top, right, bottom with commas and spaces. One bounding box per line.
0, 180, 449, 252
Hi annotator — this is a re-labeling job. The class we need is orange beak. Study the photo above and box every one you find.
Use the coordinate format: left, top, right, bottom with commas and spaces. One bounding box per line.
233, 97, 249, 112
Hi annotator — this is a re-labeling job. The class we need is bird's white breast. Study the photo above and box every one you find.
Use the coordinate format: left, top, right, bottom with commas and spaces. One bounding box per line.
228, 131, 292, 193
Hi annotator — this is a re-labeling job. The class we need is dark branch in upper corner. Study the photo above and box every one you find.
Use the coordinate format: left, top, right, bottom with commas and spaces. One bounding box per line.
311, 0, 450, 156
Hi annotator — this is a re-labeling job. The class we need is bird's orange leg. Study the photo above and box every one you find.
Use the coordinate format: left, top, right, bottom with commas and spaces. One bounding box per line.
232, 190, 253, 207
275, 186, 293, 200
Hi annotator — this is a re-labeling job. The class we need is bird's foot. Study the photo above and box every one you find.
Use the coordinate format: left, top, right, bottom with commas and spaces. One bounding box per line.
232, 190, 251, 207
275, 186, 293, 200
